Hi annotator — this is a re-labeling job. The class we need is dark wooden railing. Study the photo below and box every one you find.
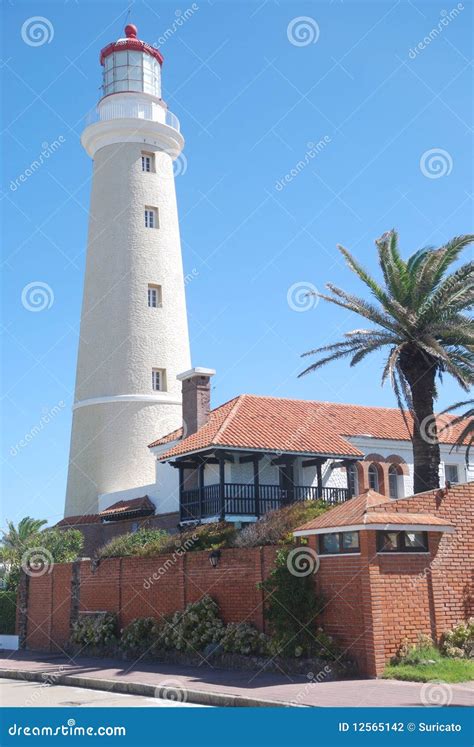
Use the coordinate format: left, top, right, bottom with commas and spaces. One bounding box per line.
180, 483, 350, 521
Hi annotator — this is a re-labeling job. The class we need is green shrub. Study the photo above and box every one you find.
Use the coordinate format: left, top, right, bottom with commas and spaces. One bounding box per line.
441, 619, 474, 659
0, 591, 17, 634
220, 622, 270, 656
234, 501, 329, 548
138, 522, 236, 557
161, 595, 225, 652
120, 617, 165, 656
71, 612, 117, 648
259, 548, 327, 658
98, 529, 169, 558
393, 634, 439, 665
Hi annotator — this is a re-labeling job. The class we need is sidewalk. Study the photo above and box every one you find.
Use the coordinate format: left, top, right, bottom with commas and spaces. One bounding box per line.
0, 650, 472, 707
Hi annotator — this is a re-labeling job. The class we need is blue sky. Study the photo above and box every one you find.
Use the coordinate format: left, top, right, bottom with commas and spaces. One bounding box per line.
2, 0, 473, 526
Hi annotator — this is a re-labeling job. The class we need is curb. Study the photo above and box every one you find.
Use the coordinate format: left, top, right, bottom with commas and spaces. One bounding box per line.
0, 668, 303, 708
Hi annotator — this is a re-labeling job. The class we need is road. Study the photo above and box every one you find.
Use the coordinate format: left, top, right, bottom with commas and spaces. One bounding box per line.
0, 678, 208, 707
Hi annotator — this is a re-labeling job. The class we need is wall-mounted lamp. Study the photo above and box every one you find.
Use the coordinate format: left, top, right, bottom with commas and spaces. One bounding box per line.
208, 549, 221, 568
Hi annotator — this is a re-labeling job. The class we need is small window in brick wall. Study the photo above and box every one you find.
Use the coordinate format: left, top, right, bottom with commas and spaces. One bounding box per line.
319, 531, 360, 555
376, 530, 428, 553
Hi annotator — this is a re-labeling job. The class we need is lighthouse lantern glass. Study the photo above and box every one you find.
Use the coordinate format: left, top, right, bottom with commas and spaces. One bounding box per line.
103, 50, 161, 98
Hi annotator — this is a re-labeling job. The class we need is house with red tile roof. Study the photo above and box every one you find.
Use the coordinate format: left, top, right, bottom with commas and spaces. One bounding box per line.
63, 367, 471, 545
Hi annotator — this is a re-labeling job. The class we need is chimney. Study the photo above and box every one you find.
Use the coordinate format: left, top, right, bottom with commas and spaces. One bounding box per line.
177, 368, 215, 437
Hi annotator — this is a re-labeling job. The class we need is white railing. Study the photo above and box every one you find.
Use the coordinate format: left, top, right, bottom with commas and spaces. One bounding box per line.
85, 102, 180, 132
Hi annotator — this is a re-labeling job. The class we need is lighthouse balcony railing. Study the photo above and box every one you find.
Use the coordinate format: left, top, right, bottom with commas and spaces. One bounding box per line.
85, 102, 180, 132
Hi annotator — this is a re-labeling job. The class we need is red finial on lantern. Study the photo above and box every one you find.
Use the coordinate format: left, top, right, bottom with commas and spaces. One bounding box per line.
125, 24, 137, 39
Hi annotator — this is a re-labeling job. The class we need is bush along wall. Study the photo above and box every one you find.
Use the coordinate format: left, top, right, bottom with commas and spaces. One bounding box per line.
67, 594, 354, 678
0, 591, 17, 634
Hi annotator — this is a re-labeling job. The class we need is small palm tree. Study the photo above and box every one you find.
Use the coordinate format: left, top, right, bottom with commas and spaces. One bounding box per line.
299, 231, 474, 493
1, 517, 47, 554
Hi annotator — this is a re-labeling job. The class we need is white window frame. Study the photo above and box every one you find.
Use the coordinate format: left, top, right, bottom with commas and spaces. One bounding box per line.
147, 284, 162, 308
144, 207, 158, 229
368, 464, 379, 492
141, 152, 155, 173
152, 368, 166, 392
445, 464, 459, 484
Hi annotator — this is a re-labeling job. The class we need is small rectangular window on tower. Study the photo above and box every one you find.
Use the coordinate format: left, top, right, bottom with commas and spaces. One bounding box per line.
152, 368, 166, 392
141, 152, 155, 173
144, 207, 158, 229
147, 284, 162, 308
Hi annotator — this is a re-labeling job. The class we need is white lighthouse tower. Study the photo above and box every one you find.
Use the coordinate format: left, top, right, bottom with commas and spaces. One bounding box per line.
65, 24, 191, 517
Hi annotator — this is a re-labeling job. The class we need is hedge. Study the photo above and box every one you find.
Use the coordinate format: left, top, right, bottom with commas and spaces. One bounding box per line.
0, 591, 17, 634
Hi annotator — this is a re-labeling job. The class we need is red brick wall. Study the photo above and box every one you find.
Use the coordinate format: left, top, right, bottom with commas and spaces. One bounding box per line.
24, 484, 473, 677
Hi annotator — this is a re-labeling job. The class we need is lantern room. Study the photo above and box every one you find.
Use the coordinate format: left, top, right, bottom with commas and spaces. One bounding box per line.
99, 24, 164, 100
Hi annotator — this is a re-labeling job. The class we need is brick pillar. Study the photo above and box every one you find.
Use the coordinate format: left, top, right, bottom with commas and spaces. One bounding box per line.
17, 570, 30, 649
360, 532, 386, 677
69, 560, 81, 635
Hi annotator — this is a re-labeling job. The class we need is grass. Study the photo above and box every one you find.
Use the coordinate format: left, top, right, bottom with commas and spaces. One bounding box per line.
383, 646, 474, 683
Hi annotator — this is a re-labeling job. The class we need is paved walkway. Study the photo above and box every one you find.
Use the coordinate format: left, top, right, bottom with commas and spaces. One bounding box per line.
0, 651, 472, 707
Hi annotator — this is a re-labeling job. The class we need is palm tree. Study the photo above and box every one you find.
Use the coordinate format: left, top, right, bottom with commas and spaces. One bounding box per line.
440, 400, 474, 465
299, 231, 474, 493
1, 517, 47, 554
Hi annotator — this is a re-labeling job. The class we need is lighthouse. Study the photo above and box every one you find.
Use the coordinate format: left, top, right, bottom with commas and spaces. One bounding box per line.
64, 24, 191, 517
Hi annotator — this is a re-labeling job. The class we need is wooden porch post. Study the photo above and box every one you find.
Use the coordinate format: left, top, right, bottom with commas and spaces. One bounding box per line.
198, 462, 205, 519
344, 460, 353, 498
218, 453, 225, 521
253, 456, 260, 518
316, 460, 323, 499
178, 464, 184, 521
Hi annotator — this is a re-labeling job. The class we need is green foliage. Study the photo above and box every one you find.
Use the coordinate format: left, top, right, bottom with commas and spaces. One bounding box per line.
120, 617, 165, 656
441, 618, 474, 659
220, 622, 271, 656
258, 548, 328, 658
71, 612, 117, 648
393, 634, 438, 665
0, 591, 17, 634
138, 522, 237, 557
383, 658, 474, 684
234, 501, 329, 548
1, 518, 83, 591
98, 528, 169, 558
161, 595, 225, 652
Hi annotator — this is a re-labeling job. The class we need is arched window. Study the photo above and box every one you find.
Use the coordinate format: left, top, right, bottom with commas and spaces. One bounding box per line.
348, 463, 358, 496
388, 465, 399, 499
368, 464, 379, 491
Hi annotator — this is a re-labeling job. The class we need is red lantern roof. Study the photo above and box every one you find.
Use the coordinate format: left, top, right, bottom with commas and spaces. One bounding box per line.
99, 24, 164, 66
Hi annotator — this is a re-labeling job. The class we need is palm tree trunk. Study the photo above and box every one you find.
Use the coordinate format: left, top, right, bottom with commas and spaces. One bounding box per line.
399, 347, 440, 494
